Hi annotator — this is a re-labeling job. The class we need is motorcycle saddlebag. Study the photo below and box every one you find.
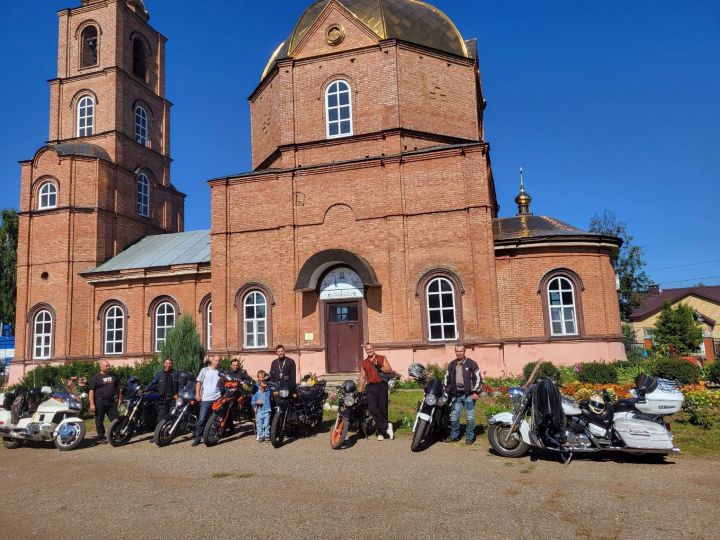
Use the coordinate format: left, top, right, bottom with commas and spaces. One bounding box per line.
614, 418, 673, 450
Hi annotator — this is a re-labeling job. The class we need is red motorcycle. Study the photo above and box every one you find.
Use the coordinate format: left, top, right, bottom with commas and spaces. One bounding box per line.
203, 372, 255, 446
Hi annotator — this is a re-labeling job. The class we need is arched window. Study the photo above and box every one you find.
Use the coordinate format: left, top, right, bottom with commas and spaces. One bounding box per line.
547, 277, 578, 336
136, 173, 150, 217
244, 291, 267, 349
77, 95, 94, 137
206, 302, 213, 350
426, 277, 457, 341
135, 105, 148, 145
81, 26, 98, 67
154, 301, 176, 352
104, 305, 125, 355
33, 310, 53, 360
325, 80, 353, 138
132, 37, 147, 80
38, 182, 58, 210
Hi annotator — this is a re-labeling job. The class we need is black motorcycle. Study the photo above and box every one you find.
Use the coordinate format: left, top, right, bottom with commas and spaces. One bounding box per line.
108, 377, 161, 447
408, 363, 451, 452
153, 376, 199, 447
269, 375, 327, 448
329, 379, 376, 449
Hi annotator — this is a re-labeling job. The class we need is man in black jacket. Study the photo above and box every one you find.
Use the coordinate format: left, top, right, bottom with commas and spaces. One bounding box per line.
443, 344, 482, 445
269, 345, 296, 388
147, 358, 180, 421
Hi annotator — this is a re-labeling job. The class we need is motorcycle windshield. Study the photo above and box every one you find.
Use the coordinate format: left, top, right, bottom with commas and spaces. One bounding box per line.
425, 378, 443, 396
179, 382, 195, 400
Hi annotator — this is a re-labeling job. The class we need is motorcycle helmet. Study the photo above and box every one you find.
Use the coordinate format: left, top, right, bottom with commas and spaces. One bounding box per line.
341, 380, 357, 394
588, 394, 605, 414
408, 363, 426, 381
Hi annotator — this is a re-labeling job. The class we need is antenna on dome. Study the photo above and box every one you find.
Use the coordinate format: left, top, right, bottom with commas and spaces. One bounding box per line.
515, 166, 532, 216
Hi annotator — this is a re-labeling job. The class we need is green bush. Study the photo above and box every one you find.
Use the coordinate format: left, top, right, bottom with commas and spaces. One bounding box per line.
706, 362, 720, 384
558, 365, 579, 384
393, 379, 422, 390
159, 314, 205, 374
577, 362, 618, 384
522, 361, 561, 383
625, 347, 648, 364
426, 363, 447, 382
484, 376, 524, 388
613, 358, 652, 382
652, 358, 700, 385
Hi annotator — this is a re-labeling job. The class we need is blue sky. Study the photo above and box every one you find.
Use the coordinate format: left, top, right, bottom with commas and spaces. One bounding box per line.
1, 1, 718, 287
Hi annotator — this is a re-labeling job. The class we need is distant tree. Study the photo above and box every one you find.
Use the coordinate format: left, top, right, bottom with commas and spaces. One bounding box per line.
621, 322, 636, 345
160, 314, 205, 374
589, 210, 651, 321
653, 301, 703, 355
0, 209, 18, 334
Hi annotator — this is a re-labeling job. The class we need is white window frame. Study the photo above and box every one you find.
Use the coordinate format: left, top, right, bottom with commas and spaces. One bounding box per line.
547, 277, 578, 336
33, 309, 53, 360
135, 105, 148, 146
154, 302, 176, 353
136, 173, 150, 217
38, 182, 58, 210
77, 95, 94, 137
104, 305, 124, 355
325, 80, 353, 139
426, 277, 457, 341
244, 292, 267, 349
206, 301, 212, 350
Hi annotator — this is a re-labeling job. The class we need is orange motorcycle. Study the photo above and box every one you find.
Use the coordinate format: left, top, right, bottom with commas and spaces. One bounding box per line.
203, 372, 255, 447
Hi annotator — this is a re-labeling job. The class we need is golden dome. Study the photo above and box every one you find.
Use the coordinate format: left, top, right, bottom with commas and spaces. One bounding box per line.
262, 0, 469, 80
515, 168, 532, 216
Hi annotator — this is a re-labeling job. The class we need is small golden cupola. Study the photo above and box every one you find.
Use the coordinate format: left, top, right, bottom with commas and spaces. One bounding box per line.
515, 167, 532, 216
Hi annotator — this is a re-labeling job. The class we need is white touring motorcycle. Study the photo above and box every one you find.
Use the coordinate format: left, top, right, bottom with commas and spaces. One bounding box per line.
487, 368, 684, 461
0, 386, 87, 451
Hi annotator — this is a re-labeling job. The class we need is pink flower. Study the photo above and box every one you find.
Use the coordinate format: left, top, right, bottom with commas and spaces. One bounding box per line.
574, 363, 582, 373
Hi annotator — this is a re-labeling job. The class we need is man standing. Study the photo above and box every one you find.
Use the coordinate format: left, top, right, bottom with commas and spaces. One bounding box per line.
358, 343, 396, 441
147, 358, 180, 421
269, 345, 296, 387
192, 356, 221, 447
444, 344, 482, 445
88, 361, 121, 444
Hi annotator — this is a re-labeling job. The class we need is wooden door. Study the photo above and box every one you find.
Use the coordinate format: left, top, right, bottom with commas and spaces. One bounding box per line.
326, 302, 362, 373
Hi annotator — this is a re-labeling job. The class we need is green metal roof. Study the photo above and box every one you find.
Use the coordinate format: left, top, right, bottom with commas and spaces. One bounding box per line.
87, 230, 210, 274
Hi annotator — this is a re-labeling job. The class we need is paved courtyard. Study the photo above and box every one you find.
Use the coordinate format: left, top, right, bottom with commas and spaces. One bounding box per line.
1, 428, 718, 539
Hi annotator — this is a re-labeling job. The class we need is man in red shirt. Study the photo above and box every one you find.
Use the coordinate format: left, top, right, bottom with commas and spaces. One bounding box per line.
358, 343, 397, 440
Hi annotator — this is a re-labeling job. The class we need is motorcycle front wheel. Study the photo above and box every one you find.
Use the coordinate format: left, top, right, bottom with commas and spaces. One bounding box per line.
108, 416, 133, 447
153, 416, 177, 447
203, 411, 224, 447
488, 423, 530, 458
330, 414, 349, 449
411, 418, 429, 452
270, 410, 286, 448
3, 438, 23, 449
54, 421, 86, 451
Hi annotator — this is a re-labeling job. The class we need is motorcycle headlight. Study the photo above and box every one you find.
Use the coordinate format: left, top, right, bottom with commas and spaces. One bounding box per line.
343, 395, 356, 407
437, 393, 449, 407
175, 397, 183, 406
279, 389, 290, 398
424, 394, 437, 406
508, 387, 525, 408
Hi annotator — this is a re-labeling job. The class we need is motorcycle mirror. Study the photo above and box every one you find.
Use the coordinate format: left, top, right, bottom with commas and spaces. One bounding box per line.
41, 386, 52, 394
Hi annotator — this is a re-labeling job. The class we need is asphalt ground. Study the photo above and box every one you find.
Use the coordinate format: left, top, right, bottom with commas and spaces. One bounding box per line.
0, 425, 718, 540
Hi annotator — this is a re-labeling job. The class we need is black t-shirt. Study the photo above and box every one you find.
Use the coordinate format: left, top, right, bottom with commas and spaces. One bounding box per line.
89, 373, 119, 402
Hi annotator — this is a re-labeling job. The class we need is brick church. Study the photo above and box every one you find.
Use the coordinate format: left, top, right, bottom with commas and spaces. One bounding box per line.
10, 0, 625, 383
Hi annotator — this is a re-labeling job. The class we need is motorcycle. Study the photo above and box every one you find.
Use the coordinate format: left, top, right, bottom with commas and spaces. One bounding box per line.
269, 374, 327, 448
203, 371, 255, 447
0, 385, 87, 451
329, 379, 376, 449
408, 363, 451, 452
487, 363, 684, 461
108, 377, 161, 447
153, 374, 199, 447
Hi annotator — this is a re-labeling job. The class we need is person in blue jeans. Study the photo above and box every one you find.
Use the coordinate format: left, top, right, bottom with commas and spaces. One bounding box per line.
192, 356, 221, 447
252, 370, 272, 442
443, 344, 482, 445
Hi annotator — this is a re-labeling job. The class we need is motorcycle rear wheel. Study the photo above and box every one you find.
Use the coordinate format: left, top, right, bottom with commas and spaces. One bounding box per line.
153, 417, 176, 447
270, 410, 286, 448
330, 415, 349, 449
411, 418, 429, 452
3, 438, 23, 449
54, 421, 86, 451
488, 423, 530, 458
108, 416, 133, 447
203, 412, 223, 447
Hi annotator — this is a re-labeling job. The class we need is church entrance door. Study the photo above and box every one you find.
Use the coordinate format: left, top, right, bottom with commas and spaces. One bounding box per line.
326, 302, 362, 373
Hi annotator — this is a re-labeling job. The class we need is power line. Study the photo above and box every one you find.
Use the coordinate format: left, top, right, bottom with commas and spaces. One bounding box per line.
648, 258, 720, 272
658, 274, 720, 285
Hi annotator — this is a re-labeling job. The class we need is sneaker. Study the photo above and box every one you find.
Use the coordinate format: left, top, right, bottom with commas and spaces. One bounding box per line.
263, 438, 270, 443
465, 438, 475, 446
377, 434, 384, 441
386, 424, 395, 440
256, 438, 262, 442
191, 439, 201, 447
444, 437, 460, 443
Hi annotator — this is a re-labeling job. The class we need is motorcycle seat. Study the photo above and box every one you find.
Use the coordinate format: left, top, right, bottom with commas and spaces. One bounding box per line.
298, 386, 324, 401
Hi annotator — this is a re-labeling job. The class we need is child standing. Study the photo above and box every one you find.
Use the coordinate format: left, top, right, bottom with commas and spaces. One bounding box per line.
252, 370, 272, 442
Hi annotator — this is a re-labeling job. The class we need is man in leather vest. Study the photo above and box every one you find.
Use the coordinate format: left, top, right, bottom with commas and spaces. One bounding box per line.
147, 358, 180, 422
